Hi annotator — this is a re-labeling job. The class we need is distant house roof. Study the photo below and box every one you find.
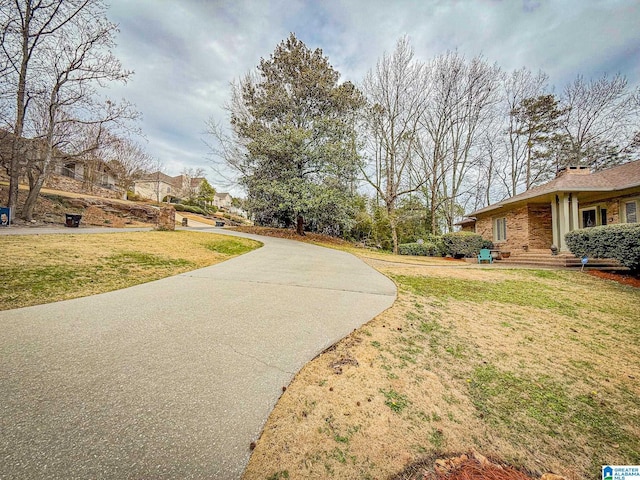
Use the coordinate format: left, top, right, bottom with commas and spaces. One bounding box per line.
139, 171, 176, 185
468, 160, 640, 217
215, 192, 232, 199
138, 172, 206, 190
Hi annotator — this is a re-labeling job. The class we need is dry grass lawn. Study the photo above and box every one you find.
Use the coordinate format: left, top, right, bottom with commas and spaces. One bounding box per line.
0, 230, 261, 310
244, 248, 640, 480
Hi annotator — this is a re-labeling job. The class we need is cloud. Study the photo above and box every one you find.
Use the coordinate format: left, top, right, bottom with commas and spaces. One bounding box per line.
105, 0, 640, 196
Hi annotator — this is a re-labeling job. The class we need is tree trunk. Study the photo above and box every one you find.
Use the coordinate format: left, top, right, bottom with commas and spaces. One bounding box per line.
296, 214, 305, 236
22, 169, 45, 222
388, 206, 399, 255
8, 5, 32, 222
7, 160, 20, 222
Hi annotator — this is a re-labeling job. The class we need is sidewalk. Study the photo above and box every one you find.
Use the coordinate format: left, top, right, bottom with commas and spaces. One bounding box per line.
0, 228, 396, 479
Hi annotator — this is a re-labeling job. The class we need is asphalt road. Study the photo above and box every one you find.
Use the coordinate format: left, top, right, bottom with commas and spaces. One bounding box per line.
0, 227, 396, 479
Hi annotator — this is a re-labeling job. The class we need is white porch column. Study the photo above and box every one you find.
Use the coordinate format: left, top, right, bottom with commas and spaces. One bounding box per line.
559, 193, 571, 251
551, 197, 559, 248
570, 193, 579, 231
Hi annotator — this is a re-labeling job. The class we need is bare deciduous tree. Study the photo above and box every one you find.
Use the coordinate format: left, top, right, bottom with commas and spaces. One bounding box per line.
180, 167, 205, 201
102, 135, 153, 194
360, 37, 427, 253
418, 52, 501, 232
0, 0, 136, 221
561, 73, 639, 170
493, 68, 549, 197
1, 0, 94, 218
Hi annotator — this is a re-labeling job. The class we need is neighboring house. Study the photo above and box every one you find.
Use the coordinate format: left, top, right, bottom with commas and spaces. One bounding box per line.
459, 161, 640, 253
134, 172, 206, 202
0, 130, 123, 199
45, 159, 123, 199
214, 192, 233, 209
134, 172, 177, 201
56, 160, 117, 190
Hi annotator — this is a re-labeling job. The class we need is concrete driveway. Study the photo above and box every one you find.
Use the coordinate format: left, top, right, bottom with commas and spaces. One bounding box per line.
0, 227, 396, 479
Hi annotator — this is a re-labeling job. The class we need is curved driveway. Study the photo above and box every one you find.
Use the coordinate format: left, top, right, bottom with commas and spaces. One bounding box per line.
0, 227, 396, 479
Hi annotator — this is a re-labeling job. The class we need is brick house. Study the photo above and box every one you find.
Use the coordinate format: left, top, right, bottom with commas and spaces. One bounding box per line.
134, 172, 205, 202
460, 160, 640, 253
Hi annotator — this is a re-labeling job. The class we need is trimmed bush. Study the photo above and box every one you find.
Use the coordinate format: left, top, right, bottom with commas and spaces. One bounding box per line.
174, 203, 208, 215
398, 242, 439, 256
565, 223, 640, 271
441, 232, 485, 258
481, 239, 494, 250
126, 191, 141, 201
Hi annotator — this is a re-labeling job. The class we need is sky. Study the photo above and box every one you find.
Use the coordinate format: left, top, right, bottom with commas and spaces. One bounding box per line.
106, 0, 640, 196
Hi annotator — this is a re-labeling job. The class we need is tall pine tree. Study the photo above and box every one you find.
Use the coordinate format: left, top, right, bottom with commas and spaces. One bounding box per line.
230, 34, 364, 235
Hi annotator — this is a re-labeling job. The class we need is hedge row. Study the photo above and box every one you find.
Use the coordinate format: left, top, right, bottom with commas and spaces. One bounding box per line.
399, 232, 492, 258
173, 203, 214, 215
398, 242, 440, 257
565, 223, 640, 271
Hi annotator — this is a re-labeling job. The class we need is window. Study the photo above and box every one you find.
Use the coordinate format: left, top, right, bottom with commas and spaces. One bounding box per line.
580, 205, 608, 228
62, 163, 76, 179
625, 201, 638, 223
582, 209, 596, 228
494, 217, 507, 242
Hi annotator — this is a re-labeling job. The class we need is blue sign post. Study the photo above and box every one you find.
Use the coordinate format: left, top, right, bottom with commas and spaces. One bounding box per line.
581, 255, 589, 272
0, 207, 10, 227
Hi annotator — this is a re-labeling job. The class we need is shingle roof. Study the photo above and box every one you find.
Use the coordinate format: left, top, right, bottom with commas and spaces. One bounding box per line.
139, 171, 176, 185
468, 160, 640, 216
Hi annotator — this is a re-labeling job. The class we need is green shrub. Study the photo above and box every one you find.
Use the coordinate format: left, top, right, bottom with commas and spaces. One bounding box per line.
127, 191, 141, 201
565, 223, 640, 271
441, 232, 485, 258
173, 203, 208, 215
398, 242, 439, 256
481, 239, 494, 250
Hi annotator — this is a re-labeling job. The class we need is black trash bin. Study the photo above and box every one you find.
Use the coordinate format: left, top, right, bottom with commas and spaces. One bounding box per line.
181, 218, 188, 227
65, 214, 82, 227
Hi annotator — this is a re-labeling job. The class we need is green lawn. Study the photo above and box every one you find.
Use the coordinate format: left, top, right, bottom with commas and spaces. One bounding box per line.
0, 230, 261, 310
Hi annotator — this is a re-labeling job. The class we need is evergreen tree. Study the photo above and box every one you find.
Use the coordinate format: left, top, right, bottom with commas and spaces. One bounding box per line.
228, 34, 364, 235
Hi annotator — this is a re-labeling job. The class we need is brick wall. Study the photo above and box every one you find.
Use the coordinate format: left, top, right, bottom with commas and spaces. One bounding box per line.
503, 206, 529, 253
475, 204, 552, 253
475, 216, 493, 242
527, 204, 553, 249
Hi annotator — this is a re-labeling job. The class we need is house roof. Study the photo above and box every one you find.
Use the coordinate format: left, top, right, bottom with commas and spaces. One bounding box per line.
139, 171, 176, 184
468, 160, 640, 217
138, 172, 206, 189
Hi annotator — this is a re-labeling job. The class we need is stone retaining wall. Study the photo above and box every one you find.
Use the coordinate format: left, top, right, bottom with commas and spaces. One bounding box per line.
44, 174, 124, 200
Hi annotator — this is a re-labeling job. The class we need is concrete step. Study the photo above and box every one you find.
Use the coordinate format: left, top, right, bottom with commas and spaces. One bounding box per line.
496, 254, 628, 271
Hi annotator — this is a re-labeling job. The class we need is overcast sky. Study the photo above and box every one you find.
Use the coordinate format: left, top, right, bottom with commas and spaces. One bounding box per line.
106, 0, 640, 195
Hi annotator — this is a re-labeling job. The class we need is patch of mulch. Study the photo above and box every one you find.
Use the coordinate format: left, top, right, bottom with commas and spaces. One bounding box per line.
230, 226, 351, 246
587, 270, 640, 288
389, 452, 549, 480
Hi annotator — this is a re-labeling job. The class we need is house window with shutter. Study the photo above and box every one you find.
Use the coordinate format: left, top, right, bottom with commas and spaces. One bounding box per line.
494, 217, 507, 242
624, 200, 638, 223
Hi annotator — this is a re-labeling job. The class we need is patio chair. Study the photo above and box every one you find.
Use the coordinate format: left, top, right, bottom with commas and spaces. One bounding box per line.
477, 248, 493, 264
